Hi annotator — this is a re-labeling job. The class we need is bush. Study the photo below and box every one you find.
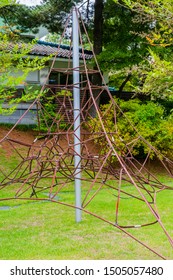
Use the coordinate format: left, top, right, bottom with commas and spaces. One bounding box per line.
88, 98, 173, 159
37, 90, 72, 133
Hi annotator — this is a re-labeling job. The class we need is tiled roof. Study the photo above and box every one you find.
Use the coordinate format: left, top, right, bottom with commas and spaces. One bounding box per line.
0, 40, 93, 60
30, 40, 93, 60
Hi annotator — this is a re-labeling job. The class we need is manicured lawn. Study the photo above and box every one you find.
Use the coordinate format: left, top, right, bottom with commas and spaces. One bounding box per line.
0, 181, 173, 260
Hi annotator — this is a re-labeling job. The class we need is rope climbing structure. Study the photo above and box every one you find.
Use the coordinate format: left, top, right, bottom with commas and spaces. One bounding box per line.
0, 7, 173, 259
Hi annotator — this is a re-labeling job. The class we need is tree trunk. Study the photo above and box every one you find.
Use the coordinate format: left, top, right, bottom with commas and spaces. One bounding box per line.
90, 0, 104, 117
93, 0, 103, 56
119, 73, 132, 94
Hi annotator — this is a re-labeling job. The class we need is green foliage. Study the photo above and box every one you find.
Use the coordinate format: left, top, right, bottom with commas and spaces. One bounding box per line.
115, 48, 173, 100
98, 0, 150, 71
88, 98, 173, 159
120, 0, 173, 42
0, 123, 37, 132
1, 0, 151, 73
0, 0, 16, 8
0, 2, 41, 34
37, 94, 59, 133
0, 12, 51, 114
0, 0, 83, 35
138, 50, 173, 100
45, 33, 70, 44
110, 0, 173, 98
37, 90, 72, 133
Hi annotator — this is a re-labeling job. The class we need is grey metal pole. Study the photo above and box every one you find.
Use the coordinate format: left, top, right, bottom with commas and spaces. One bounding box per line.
73, 7, 82, 222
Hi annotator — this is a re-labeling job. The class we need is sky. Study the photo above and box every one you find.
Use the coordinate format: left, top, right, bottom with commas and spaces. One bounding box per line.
18, 0, 41, 6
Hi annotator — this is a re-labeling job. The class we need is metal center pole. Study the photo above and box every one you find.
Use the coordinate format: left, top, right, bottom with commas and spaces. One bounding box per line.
73, 7, 82, 222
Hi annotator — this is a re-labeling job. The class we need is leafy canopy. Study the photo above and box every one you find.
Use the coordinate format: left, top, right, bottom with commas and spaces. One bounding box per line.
111, 0, 173, 99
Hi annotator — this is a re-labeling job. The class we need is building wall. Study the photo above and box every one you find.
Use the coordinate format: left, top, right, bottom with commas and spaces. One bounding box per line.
0, 103, 38, 125
0, 60, 66, 125
0, 58, 107, 126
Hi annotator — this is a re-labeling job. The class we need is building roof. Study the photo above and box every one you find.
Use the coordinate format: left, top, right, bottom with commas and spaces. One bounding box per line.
30, 40, 93, 60
0, 39, 93, 60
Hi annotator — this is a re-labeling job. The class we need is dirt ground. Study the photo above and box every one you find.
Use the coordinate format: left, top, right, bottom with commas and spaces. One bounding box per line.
0, 125, 170, 176
0, 126, 36, 156
0, 126, 99, 157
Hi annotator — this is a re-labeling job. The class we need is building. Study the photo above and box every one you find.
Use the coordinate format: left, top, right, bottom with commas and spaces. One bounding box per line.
0, 40, 94, 125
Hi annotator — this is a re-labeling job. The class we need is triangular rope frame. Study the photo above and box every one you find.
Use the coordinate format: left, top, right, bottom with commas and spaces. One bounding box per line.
0, 7, 173, 259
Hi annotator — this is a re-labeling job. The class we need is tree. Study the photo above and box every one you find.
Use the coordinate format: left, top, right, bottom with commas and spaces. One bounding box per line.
0, 0, 160, 94
117, 0, 173, 47
114, 0, 173, 100
0, 1, 149, 67
98, 0, 153, 92
101, 1, 149, 68
0, 0, 50, 114
0, 1, 101, 53
0, 3, 41, 34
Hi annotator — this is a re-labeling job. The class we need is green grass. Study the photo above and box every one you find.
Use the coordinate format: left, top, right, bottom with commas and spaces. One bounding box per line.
0, 183, 173, 260
0, 145, 173, 260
